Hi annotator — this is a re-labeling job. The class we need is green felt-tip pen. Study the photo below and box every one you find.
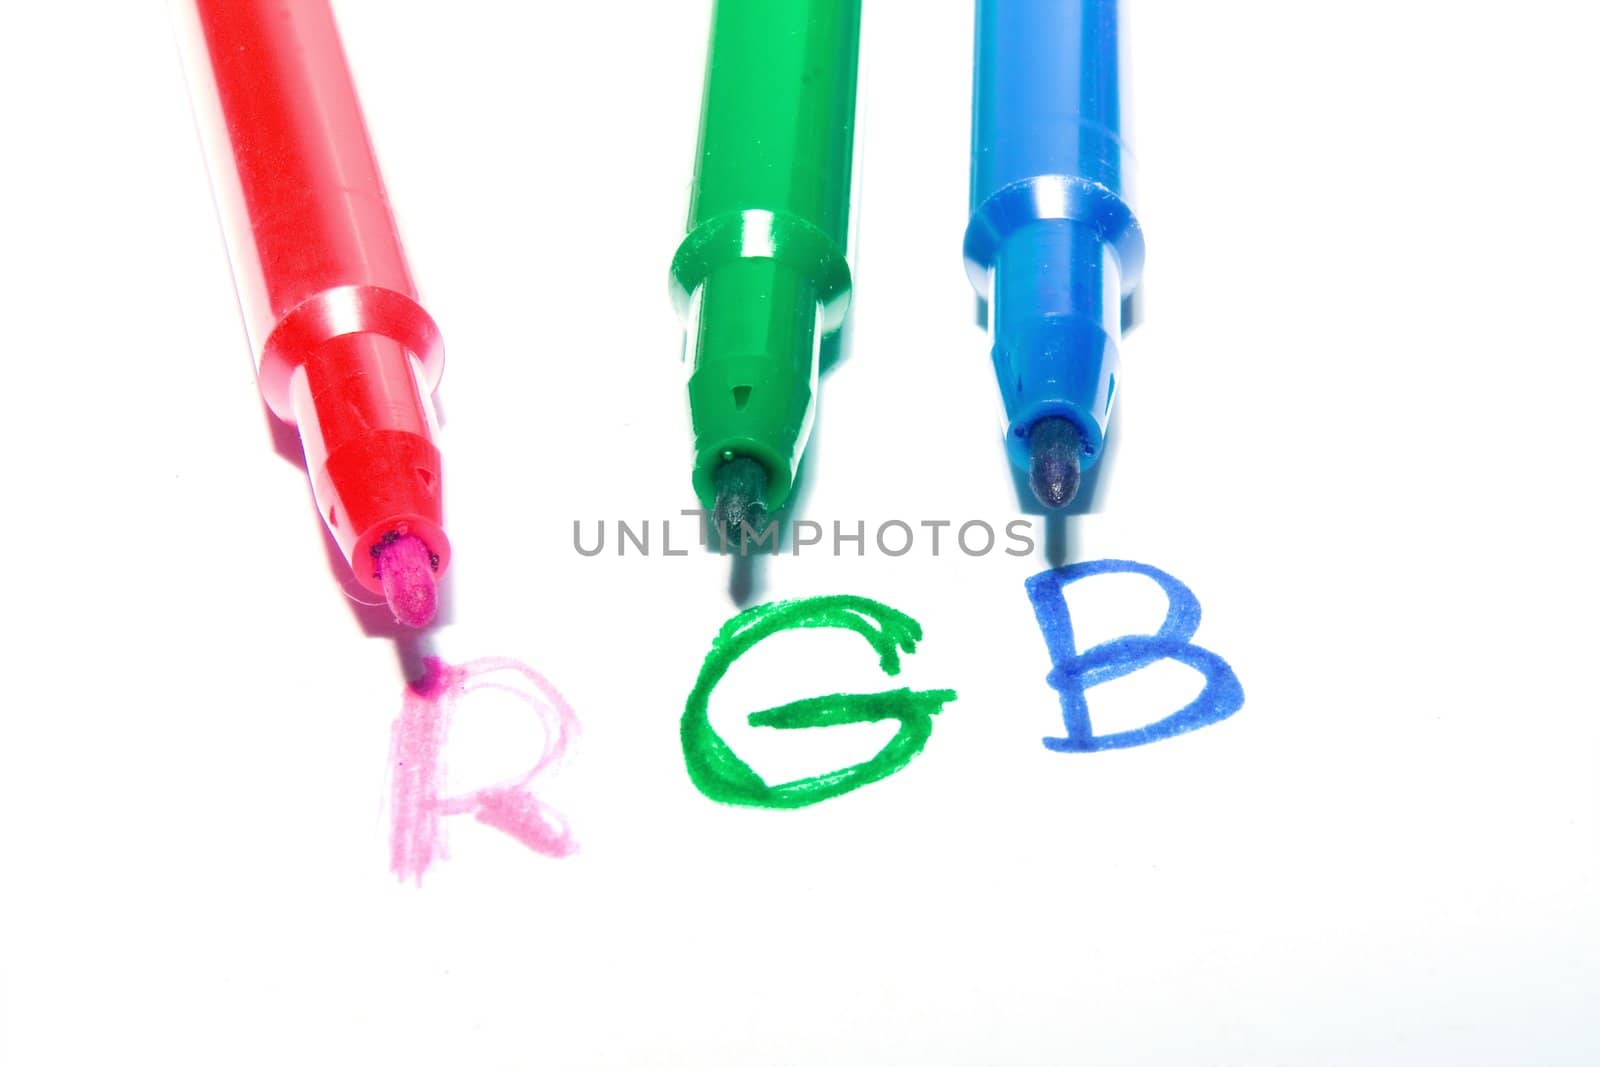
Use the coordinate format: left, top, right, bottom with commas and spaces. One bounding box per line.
670, 0, 862, 535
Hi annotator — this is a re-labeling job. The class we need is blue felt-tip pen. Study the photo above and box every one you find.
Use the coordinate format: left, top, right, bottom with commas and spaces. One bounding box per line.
965, 0, 1145, 507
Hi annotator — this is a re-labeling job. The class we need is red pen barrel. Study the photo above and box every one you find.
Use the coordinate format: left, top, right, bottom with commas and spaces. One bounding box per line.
177, 0, 448, 593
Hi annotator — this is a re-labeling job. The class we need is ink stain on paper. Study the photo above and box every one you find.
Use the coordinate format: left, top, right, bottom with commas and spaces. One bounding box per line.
391, 657, 578, 884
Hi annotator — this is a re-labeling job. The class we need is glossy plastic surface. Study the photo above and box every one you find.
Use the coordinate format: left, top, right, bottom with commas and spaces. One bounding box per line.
177, 0, 448, 594
965, 0, 1145, 474
670, 0, 862, 511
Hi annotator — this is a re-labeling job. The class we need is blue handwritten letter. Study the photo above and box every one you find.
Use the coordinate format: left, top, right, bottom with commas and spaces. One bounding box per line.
1025, 560, 1243, 752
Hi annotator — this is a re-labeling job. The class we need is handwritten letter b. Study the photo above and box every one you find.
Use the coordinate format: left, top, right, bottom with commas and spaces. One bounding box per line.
1025, 560, 1244, 752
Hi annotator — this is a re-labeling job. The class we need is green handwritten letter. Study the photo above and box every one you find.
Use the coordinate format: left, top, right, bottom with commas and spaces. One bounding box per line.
681, 595, 958, 808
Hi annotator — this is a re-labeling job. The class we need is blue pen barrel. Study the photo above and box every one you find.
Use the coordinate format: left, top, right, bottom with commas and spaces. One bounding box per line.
965, 0, 1144, 473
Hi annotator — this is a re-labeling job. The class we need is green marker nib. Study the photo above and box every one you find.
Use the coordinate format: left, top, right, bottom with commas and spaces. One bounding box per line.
713, 456, 769, 549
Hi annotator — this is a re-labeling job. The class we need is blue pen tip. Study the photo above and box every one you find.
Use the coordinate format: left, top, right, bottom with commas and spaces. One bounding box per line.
1028, 417, 1082, 509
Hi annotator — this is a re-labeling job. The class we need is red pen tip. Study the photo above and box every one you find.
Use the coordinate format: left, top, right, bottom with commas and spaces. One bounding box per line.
374, 533, 439, 628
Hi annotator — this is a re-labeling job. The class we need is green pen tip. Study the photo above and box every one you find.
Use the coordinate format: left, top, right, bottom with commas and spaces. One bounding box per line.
713, 456, 769, 549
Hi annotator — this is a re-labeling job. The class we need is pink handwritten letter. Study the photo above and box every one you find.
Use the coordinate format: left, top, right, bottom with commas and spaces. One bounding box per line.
390, 657, 578, 884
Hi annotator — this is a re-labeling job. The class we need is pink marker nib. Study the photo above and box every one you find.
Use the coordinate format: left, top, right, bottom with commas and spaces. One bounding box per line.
375, 533, 438, 628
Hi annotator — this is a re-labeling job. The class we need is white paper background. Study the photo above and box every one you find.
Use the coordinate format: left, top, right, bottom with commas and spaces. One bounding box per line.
2, 2, 1596, 1064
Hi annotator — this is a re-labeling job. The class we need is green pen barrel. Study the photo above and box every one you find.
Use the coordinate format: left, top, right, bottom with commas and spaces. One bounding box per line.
670, 0, 862, 512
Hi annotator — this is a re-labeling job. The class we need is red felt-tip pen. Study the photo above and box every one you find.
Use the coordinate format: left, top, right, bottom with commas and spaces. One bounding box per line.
175, 0, 448, 626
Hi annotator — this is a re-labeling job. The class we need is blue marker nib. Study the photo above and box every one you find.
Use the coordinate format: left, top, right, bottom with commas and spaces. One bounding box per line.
1028, 417, 1082, 509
